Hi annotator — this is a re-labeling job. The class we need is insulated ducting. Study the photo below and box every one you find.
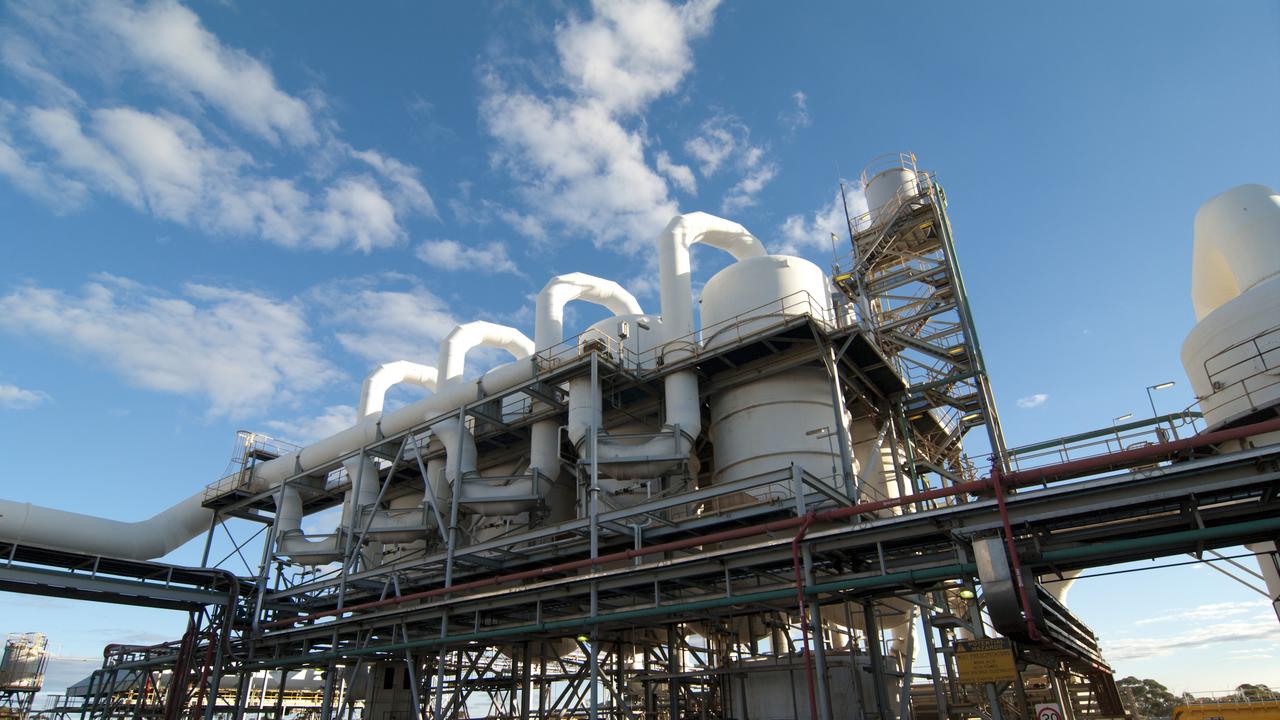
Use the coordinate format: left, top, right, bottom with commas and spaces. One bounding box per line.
0, 492, 215, 560
431, 321, 540, 516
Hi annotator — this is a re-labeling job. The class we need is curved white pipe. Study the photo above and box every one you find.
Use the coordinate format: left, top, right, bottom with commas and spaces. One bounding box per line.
534, 273, 643, 352
533, 274, 644, 513
431, 322, 538, 516
275, 486, 342, 564
439, 321, 534, 386
567, 212, 765, 476
657, 211, 766, 349
358, 361, 439, 418
0, 491, 214, 560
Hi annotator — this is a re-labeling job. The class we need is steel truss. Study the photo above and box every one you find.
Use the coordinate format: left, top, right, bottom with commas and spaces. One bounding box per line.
13, 154, 1280, 720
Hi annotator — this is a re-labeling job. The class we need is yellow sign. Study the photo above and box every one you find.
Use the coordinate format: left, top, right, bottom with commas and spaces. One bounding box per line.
954, 638, 1017, 684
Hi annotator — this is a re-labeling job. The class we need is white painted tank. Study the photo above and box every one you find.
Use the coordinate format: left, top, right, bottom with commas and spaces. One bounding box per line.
0, 634, 46, 690
700, 255, 832, 348
865, 166, 919, 227
710, 369, 843, 495
1181, 184, 1280, 430
702, 255, 842, 497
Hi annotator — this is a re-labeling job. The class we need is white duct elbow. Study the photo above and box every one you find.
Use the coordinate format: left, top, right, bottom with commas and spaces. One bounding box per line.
534, 273, 644, 351
432, 416, 538, 515
358, 362, 439, 418
439, 322, 535, 386
0, 493, 215, 561
658, 212, 768, 344
275, 487, 342, 565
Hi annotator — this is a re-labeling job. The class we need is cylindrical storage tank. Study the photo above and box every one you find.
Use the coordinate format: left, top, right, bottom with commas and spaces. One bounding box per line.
582, 313, 663, 369
700, 255, 832, 348
710, 369, 844, 496
702, 255, 842, 498
864, 166, 919, 227
1181, 184, 1280, 431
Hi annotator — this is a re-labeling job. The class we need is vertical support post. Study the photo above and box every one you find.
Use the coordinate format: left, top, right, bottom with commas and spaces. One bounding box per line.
520, 642, 532, 720
1013, 665, 1031, 720
817, 336, 857, 501
802, 545, 833, 720
319, 660, 338, 720
667, 625, 680, 720
918, 602, 949, 720
273, 669, 288, 720
863, 602, 892, 720
589, 351, 601, 720
895, 607, 917, 720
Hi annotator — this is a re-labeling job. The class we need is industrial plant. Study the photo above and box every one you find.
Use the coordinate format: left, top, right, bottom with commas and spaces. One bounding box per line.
1, 153, 1277, 720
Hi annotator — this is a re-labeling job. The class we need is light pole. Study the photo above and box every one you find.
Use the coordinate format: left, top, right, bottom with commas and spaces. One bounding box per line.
1112, 413, 1132, 450
1146, 381, 1177, 439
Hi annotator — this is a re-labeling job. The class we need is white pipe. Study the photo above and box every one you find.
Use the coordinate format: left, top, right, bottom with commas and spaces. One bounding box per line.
565, 213, 765, 477
439, 321, 534, 387
275, 486, 342, 564
656, 211, 766, 350
534, 273, 643, 352
431, 322, 538, 515
0, 358, 536, 561
533, 274, 644, 511
358, 361, 438, 418
0, 492, 214, 560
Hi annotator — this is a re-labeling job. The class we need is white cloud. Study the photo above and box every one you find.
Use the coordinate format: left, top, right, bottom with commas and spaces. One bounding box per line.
1, 2, 435, 252
21, 105, 420, 251
1103, 619, 1280, 660
723, 162, 777, 213
311, 277, 458, 366
87, 0, 318, 146
0, 275, 340, 417
684, 113, 778, 212
415, 239, 519, 275
0, 101, 87, 208
265, 404, 355, 445
1017, 393, 1049, 409
655, 150, 696, 194
779, 184, 868, 256
780, 90, 810, 134
480, 0, 721, 254
1135, 599, 1269, 626
0, 31, 80, 106
0, 383, 50, 410
555, 0, 720, 114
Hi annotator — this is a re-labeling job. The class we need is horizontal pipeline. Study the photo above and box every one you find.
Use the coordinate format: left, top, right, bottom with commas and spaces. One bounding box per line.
265, 415, 1280, 630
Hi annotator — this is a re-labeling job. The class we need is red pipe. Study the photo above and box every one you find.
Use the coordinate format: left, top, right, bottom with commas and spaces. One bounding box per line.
791, 513, 820, 720
991, 466, 1042, 642
264, 415, 1280, 630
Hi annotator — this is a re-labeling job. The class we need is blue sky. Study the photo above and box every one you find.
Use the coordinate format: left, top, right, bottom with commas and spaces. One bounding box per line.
1, 0, 1278, 698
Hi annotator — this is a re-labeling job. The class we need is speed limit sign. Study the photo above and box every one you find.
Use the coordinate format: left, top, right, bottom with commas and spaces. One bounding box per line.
1035, 703, 1064, 720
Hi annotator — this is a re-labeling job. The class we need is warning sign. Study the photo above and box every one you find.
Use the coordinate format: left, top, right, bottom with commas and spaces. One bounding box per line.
953, 638, 1017, 684
1035, 703, 1064, 720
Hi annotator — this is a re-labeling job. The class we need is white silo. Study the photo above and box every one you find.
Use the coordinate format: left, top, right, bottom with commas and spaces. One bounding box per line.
864, 163, 920, 227
1181, 183, 1280, 620
701, 254, 844, 498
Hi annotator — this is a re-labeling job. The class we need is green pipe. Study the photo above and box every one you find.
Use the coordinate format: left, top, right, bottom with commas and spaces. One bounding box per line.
1039, 516, 1280, 563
